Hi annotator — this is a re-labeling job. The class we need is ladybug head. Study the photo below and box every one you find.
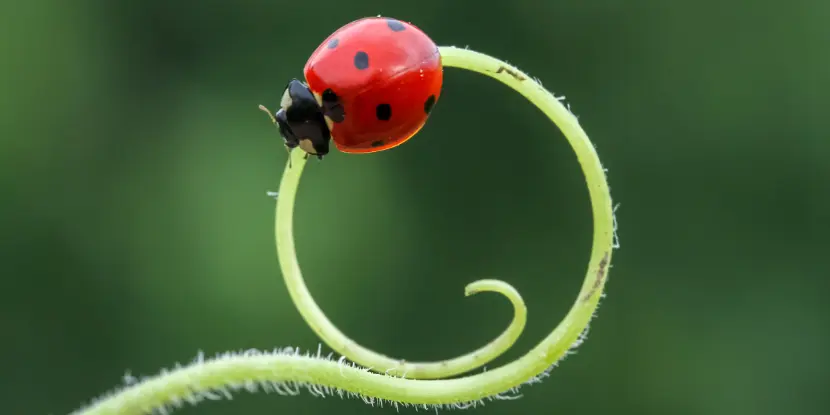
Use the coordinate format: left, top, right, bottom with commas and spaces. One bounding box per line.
274, 79, 331, 159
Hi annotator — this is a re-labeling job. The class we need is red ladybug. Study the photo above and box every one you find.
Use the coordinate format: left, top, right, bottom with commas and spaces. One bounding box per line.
261, 17, 443, 159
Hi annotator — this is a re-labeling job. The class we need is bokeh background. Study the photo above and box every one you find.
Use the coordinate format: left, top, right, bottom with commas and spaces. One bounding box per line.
2, 0, 828, 414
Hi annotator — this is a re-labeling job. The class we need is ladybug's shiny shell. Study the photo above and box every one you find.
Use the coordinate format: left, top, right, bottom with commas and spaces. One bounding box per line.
303, 17, 443, 153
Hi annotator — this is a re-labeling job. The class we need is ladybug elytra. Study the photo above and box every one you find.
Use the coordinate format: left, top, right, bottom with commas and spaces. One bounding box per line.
262, 17, 443, 159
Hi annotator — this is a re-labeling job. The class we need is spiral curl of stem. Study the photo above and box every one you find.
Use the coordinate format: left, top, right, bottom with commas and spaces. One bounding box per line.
70, 46, 616, 415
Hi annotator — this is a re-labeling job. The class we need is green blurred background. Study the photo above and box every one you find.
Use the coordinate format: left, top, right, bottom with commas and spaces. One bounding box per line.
2, 0, 828, 414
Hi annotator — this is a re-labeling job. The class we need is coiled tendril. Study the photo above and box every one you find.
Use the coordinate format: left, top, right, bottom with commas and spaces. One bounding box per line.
70, 46, 616, 415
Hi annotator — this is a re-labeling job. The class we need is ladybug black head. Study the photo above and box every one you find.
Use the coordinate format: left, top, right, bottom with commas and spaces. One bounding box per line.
275, 79, 332, 159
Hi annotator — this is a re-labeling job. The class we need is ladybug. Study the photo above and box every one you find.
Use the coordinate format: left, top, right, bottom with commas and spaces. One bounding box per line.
260, 17, 443, 159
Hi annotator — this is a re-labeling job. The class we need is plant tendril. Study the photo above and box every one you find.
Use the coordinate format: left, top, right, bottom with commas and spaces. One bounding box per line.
278, 159, 529, 378
70, 46, 616, 415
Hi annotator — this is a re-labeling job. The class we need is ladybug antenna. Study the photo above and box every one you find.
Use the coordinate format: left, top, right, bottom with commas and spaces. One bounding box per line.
258, 104, 277, 124
259, 104, 295, 168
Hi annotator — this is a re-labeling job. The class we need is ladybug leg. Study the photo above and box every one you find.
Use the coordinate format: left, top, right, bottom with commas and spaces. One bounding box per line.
284, 144, 293, 168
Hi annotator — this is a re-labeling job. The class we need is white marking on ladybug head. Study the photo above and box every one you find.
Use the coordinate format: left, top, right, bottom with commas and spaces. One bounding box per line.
298, 138, 317, 155
280, 87, 293, 110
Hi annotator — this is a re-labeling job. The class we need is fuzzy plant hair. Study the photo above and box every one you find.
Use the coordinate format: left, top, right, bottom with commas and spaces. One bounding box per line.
69, 46, 619, 415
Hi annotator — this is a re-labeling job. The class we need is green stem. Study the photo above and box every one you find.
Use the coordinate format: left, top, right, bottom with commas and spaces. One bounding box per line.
277, 148, 528, 378
70, 46, 616, 415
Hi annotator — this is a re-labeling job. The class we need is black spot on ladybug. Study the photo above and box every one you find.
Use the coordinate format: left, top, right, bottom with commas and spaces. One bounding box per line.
371, 140, 385, 147
375, 103, 392, 121
322, 89, 338, 102
354, 51, 370, 70
321, 89, 345, 123
327, 38, 339, 49
386, 19, 406, 32
424, 95, 436, 114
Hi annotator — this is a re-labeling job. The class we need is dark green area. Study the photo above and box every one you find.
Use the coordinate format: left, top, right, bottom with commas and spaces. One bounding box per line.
2, 1, 828, 414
